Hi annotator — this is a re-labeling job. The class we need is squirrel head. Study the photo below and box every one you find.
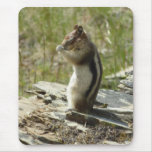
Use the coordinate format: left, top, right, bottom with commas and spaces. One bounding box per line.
60, 25, 88, 51
56, 25, 94, 65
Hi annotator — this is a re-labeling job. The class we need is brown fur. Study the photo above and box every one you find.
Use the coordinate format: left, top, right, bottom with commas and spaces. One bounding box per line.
57, 25, 102, 113
61, 25, 95, 65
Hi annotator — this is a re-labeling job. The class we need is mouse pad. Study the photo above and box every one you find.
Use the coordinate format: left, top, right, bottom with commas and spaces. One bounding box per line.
19, 7, 133, 145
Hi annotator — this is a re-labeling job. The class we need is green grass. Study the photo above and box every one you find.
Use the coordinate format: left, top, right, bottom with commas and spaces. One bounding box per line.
19, 7, 133, 96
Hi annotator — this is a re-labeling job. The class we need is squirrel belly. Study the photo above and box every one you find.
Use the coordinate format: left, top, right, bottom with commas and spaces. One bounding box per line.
56, 25, 102, 113
67, 63, 93, 112
67, 52, 102, 113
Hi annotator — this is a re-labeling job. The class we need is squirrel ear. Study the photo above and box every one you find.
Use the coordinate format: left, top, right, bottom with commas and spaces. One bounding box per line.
74, 25, 79, 30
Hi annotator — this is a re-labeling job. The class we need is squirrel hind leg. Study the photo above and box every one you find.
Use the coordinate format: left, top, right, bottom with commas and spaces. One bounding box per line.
72, 99, 92, 114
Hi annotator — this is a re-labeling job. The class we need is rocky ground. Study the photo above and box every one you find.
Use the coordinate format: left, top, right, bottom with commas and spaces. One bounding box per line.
19, 67, 133, 145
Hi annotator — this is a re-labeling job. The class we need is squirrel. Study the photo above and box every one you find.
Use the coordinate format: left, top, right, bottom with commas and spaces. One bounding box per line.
56, 25, 103, 113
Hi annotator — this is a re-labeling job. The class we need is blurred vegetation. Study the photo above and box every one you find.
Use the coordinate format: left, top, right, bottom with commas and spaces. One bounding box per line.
19, 7, 133, 96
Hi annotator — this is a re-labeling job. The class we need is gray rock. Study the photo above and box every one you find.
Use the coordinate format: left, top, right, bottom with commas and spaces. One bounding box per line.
105, 66, 133, 79
96, 89, 133, 110
19, 81, 133, 145
19, 130, 43, 145
120, 75, 133, 88
118, 70, 133, 95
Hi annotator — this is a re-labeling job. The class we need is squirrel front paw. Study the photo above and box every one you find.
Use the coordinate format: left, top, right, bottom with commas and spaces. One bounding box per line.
56, 45, 64, 52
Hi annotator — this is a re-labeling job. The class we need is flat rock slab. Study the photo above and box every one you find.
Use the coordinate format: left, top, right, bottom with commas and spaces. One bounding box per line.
33, 81, 67, 101
96, 89, 133, 110
66, 110, 131, 130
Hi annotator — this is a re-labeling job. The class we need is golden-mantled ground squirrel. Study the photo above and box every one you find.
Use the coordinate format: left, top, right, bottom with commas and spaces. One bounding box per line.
56, 25, 103, 113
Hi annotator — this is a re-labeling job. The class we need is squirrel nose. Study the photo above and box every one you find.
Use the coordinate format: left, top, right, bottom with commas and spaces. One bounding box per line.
56, 45, 64, 52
